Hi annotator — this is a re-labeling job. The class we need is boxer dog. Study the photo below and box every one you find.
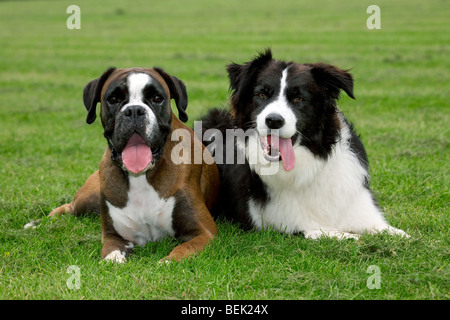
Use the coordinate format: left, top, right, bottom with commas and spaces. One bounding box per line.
26, 67, 219, 262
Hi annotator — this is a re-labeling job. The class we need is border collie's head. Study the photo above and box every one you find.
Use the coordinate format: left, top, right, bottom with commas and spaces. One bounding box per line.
227, 49, 355, 171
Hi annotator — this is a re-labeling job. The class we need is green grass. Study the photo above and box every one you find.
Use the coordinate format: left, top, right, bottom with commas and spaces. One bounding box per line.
0, 0, 448, 300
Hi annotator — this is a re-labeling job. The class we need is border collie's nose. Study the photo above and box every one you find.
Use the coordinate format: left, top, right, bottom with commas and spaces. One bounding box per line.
124, 105, 146, 119
265, 113, 285, 129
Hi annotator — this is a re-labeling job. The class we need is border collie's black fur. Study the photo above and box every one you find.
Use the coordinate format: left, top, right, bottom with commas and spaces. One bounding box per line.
201, 50, 408, 239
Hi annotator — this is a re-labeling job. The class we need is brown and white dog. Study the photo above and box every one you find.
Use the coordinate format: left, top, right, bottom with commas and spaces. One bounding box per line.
26, 67, 219, 262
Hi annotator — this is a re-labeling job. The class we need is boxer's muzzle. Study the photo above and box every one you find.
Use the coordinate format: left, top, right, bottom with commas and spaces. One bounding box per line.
107, 105, 171, 173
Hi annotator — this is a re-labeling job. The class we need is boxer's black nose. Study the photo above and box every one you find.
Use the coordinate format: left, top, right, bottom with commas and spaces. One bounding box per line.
124, 105, 146, 118
265, 113, 285, 129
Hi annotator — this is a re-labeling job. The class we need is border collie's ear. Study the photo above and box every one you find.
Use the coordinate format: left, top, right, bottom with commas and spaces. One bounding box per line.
154, 67, 188, 122
226, 49, 273, 108
83, 67, 116, 124
309, 63, 355, 100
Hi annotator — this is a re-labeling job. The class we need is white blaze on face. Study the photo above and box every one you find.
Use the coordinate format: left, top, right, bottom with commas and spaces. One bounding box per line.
256, 68, 297, 139
120, 73, 158, 174
121, 73, 157, 126
254, 67, 297, 171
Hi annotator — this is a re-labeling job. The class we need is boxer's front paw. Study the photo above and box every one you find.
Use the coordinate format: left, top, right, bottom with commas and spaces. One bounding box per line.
101, 236, 134, 263
24, 219, 40, 229
104, 250, 127, 263
158, 257, 173, 265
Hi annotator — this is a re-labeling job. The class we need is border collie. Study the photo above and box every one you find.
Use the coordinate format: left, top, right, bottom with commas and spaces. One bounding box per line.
201, 50, 409, 240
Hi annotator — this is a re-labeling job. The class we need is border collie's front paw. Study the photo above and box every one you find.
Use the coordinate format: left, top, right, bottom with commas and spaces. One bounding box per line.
304, 230, 360, 240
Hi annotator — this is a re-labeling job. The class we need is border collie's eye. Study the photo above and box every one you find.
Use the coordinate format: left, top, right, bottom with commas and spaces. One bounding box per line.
293, 97, 303, 104
257, 92, 268, 100
152, 95, 163, 104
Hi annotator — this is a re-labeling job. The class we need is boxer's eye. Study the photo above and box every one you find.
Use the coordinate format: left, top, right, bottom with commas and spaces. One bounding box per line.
108, 97, 117, 104
152, 95, 163, 104
107, 95, 121, 105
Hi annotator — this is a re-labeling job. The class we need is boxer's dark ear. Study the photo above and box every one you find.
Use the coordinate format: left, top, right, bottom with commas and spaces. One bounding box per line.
83, 67, 116, 124
154, 67, 188, 122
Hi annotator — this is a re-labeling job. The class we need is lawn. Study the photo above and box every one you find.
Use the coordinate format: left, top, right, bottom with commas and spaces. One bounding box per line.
0, 0, 448, 301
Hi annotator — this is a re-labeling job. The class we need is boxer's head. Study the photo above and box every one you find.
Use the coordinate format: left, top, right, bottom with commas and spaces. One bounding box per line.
83, 67, 188, 174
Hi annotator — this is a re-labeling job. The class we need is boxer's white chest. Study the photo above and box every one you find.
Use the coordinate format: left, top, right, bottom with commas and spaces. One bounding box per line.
106, 175, 175, 246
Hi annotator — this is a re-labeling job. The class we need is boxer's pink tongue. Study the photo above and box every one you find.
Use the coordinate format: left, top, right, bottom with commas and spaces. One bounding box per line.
268, 135, 295, 171
121, 133, 153, 174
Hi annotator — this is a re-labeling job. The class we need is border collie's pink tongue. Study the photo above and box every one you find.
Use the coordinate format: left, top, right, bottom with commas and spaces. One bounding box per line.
268, 135, 295, 171
121, 133, 153, 174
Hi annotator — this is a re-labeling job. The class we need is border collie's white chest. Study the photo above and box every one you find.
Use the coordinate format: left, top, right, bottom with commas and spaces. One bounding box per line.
247, 133, 376, 235
106, 175, 175, 246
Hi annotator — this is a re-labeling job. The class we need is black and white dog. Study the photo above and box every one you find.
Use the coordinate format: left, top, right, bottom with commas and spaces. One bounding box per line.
201, 50, 409, 239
